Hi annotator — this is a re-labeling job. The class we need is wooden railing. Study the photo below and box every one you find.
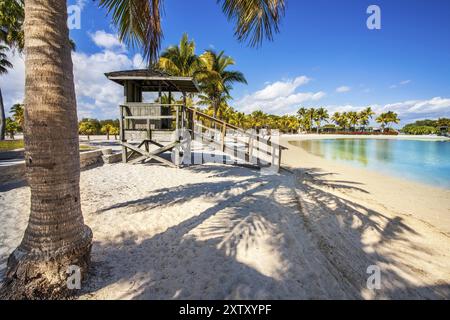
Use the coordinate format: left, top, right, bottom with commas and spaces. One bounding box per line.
186, 107, 285, 169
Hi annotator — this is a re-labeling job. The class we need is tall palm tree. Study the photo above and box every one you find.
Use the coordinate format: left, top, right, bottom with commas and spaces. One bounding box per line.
314, 107, 329, 134
308, 108, 317, 133
197, 50, 247, 119
157, 33, 201, 77
0, 44, 13, 140
2, 0, 286, 298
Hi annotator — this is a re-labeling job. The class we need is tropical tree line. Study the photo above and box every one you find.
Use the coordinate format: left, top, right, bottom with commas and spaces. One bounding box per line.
0, 103, 23, 139
297, 107, 400, 133
78, 118, 120, 141
401, 118, 450, 135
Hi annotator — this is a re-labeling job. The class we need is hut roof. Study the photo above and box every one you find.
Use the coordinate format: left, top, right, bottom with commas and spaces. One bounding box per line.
105, 69, 200, 93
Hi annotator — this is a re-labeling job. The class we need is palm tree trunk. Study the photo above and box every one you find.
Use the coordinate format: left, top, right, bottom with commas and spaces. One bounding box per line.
0, 0, 92, 299
0, 87, 5, 140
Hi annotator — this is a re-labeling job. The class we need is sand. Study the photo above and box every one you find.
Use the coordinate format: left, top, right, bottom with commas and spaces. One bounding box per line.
0, 138, 449, 299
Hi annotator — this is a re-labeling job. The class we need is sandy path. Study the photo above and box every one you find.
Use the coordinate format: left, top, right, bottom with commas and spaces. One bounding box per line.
1, 158, 449, 299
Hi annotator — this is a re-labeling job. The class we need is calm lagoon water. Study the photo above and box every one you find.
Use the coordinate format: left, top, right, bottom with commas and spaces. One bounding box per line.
291, 138, 450, 189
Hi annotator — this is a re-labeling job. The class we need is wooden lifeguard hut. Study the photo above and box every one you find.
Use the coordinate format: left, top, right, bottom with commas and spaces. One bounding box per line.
105, 68, 285, 171
105, 69, 200, 166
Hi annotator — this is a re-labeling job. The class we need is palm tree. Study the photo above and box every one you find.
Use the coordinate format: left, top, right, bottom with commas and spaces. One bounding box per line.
347, 111, 360, 132
157, 33, 202, 77
229, 111, 247, 129
197, 50, 247, 119
0, 44, 13, 140
1, 0, 285, 298
101, 123, 114, 140
0, 0, 25, 50
359, 107, 375, 132
376, 111, 400, 132
314, 107, 329, 134
249, 110, 268, 129
297, 107, 309, 132
10, 103, 24, 130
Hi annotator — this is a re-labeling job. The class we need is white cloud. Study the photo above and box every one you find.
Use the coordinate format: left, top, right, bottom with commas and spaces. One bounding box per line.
72, 50, 139, 118
1, 33, 146, 119
336, 86, 351, 93
390, 79, 411, 89
235, 76, 323, 114
1, 51, 25, 113
89, 30, 126, 51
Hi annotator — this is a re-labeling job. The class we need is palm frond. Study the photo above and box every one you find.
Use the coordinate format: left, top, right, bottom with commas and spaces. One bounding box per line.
98, 0, 163, 64
219, 0, 285, 47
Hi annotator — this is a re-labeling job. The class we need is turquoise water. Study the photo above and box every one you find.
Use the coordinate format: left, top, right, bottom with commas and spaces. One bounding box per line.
292, 139, 450, 189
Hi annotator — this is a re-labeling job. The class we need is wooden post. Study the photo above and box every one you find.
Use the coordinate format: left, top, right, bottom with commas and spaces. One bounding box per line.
248, 131, 254, 164
120, 105, 127, 163
221, 123, 226, 152
182, 93, 186, 130
191, 109, 197, 139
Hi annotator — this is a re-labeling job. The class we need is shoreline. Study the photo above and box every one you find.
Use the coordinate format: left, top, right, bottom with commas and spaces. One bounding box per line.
281, 133, 450, 141
280, 135, 450, 235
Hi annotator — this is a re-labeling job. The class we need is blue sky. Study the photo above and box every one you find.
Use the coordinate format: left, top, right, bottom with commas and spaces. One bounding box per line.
2, 0, 450, 126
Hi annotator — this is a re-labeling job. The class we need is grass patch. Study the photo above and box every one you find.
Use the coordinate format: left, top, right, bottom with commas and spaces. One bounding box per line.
79, 144, 96, 151
0, 140, 24, 151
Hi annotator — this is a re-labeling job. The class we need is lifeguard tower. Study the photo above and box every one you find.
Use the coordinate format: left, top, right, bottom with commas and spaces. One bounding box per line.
105, 68, 284, 171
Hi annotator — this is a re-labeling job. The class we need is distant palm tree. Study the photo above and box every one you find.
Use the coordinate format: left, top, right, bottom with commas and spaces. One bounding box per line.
1, 0, 286, 298
229, 111, 247, 129
249, 110, 268, 129
347, 111, 360, 131
314, 107, 329, 133
197, 50, 247, 119
0, 44, 13, 140
359, 107, 375, 131
376, 111, 400, 132
10, 103, 24, 129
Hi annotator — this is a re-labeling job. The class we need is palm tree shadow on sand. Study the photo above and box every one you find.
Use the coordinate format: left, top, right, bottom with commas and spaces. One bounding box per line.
81, 165, 450, 299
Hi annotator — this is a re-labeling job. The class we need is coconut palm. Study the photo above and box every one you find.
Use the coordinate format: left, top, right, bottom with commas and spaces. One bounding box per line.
314, 107, 329, 134
377, 111, 400, 132
157, 33, 202, 77
229, 111, 247, 129
347, 111, 360, 132
197, 50, 247, 119
359, 107, 375, 131
0, 44, 13, 140
1, 0, 285, 298
10, 103, 24, 129
296, 107, 309, 132
249, 110, 268, 129
0, 0, 25, 50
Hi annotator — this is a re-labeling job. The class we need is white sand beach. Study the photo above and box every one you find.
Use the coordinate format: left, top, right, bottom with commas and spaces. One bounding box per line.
1, 138, 449, 299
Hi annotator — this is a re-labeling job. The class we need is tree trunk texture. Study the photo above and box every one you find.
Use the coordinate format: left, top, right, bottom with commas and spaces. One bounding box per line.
0, 87, 5, 140
0, 0, 92, 300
